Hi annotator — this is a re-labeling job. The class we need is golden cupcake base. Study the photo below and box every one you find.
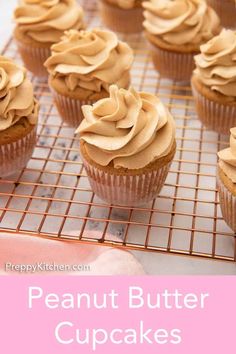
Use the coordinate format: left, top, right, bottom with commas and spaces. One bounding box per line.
80, 141, 176, 207
191, 76, 236, 135
0, 123, 37, 178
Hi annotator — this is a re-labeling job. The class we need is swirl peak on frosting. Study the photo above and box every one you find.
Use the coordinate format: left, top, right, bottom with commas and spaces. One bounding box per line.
45, 29, 134, 93
143, 0, 220, 46
14, 0, 85, 44
0, 56, 38, 132
194, 29, 236, 99
76, 85, 175, 169
218, 128, 236, 183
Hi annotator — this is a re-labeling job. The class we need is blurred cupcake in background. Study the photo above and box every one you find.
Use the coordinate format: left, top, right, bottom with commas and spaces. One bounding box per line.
76, 85, 176, 207
207, 0, 236, 29
217, 128, 236, 233
191, 29, 236, 134
45, 29, 134, 127
98, 0, 144, 34
0, 56, 39, 178
143, 0, 221, 81
14, 0, 85, 77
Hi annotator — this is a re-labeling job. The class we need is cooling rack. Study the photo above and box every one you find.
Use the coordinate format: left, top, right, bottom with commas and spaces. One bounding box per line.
0, 0, 235, 263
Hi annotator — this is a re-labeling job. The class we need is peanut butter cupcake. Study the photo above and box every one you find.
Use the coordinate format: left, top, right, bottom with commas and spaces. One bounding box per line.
191, 29, 236, 134
0, 56, 39, 178
217, 128, 236, 232
207, 0, 236, 29
45, 29, 134, 127
76, 85, 176, 206
143, 0, 221, 81
98, 0, 144, 33
14, 0, 85, 77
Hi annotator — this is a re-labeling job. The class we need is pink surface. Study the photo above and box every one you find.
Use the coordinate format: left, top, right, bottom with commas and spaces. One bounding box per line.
0, 232, 144, 275
0, 276, 235, 353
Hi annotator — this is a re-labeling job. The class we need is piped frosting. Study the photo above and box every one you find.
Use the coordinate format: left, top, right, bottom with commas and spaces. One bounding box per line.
194, 29, 236, 99
0, 56, 38, 132
143, 0, 220, 46
45, 29, 133, 93
14, 0, 85, 44
76, 85, 175, 169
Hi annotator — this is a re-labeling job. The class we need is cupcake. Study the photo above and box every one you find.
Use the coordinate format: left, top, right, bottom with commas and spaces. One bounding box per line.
76, 85, 176, 206
217, 128, 236, 232
0, 56, 39, 178
191, 29, 236, 135
98, 0, 144, 34
143, 0, 221, 81
45, 29, 134, 127
207, 0, 236, 29
14, 0, 85, 77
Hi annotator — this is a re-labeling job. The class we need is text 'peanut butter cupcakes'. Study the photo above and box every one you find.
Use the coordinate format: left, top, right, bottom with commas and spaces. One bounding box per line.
191, 29, 236, 134
0, 56, 39, 178
76, 85, 176, 207
143, 0, 221, 81
14, 0, 85, 77
217, 128, 236, 232
45, 29, 134, 127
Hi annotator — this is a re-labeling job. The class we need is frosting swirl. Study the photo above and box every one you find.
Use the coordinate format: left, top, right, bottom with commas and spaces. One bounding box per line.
218, 127, 236, 184
143, 0, 220, 46
0, 56, 38, 132
105, 0, 142, 9
14, 0, 85, 44
194, 29, 236, 99
45, 29, 133, 93
76, 85, 175, 169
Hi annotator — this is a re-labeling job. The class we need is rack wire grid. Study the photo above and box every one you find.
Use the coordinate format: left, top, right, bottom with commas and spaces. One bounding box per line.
0, 0, 235, 263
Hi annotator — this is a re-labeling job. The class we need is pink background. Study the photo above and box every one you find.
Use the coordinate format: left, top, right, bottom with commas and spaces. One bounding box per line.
0, 276, 235, 353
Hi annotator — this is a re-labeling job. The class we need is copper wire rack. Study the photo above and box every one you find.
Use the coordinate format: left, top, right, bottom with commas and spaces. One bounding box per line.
0, 0, 235, 263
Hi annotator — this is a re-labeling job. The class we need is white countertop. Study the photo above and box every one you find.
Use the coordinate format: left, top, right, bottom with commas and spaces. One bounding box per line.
1, 0, 236, 275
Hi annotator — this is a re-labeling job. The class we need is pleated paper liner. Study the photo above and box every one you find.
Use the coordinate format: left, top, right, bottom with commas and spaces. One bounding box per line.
81, 143, 176, 207
149, 43, 196, 82
217, 171, 236, 233
50, 87, 96, 128
207, 0, 236, 29
191, 79, 236, 135
98, 0, 144, 34
0, 125, 37, 178
15, 39, 50, 77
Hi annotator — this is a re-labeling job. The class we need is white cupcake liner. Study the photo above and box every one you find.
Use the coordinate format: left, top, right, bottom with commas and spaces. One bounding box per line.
50, 88, 96, 127
217, 171, 236, 233
207, 0, 236, 29
149, 43, 196, 82
15, 39, 50, 77
99, 0, 144, 33
191, 80, 236, 135
82, 154, 172, 206
0, 125, 37, 178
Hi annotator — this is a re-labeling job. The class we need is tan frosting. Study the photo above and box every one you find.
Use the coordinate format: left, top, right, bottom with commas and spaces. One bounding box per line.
14, 0, 84, 44
105, 0, 139, 9
76, 85, 175, 169
218, 128, 236, 184
143, 0, 220, 46
45, 29, 133, 93
0, 56, 38, 132
194, 29, 236, 99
